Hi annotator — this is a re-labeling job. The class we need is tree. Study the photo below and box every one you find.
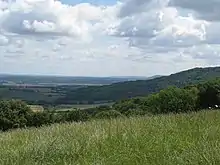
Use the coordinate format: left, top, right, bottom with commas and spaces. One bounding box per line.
143, 86, 199, 114
27, 112, 54, 127
0, 100, 32, 131
65, 109, 90, 122
197, 79, 220, 108
157, 87, 198, 113
113, 99, 141, 113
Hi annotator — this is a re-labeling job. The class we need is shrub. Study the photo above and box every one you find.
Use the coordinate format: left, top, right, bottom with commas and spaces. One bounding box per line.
124, 109, 148, 117
84, 106, 112, 117
52, 113, 67, 123
112, 99, 142, 113
0, 100, 32, 131
144, 86, 199, 114
95, 110, 124, 119
197, 79, 220, 108
65, 109, 90, 122
27, 112, 54, 127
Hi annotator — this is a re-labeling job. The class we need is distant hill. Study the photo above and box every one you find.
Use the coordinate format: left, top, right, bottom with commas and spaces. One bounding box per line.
0, 75, 148, 86
108, 75, 161, 80
56, 66, 220, 104
0, 74, 153, 105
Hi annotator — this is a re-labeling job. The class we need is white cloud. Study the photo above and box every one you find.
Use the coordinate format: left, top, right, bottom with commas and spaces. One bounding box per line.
168, 0, 220, 21
109, 0, 220, 62
0, 0, 111, 38
0, 34, 9, 45
0, 0, 220, 76
118, 0, 169, 17
113, 1, 208, 47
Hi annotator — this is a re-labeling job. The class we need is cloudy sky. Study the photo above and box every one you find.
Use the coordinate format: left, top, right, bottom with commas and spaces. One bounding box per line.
0, 0, 219, 77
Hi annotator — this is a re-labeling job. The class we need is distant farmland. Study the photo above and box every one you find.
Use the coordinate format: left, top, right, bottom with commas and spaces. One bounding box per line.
51, 103, 114, 112
0, 85, 83, 105
0, 75, 146, 105
28, 105, 44, 112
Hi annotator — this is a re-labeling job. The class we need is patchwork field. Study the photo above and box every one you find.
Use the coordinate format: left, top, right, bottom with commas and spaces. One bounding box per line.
0, 110, 220, 165
0, 85, 82, 104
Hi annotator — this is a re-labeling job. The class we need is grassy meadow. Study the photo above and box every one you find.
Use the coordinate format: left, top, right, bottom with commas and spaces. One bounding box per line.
1, 110, 220, 165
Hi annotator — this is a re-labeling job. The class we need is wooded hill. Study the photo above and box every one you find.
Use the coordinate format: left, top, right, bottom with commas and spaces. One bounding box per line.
56, 66, 220, 104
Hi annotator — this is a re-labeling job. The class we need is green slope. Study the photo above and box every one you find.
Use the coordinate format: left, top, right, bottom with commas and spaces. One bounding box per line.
1, 110, 220, 165
57, 66, 220, 103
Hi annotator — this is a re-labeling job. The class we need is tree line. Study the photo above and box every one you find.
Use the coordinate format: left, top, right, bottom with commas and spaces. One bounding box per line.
0, 78, 219, 131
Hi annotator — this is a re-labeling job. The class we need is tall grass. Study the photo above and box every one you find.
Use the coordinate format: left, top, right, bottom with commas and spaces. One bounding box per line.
0, 110, 220, 165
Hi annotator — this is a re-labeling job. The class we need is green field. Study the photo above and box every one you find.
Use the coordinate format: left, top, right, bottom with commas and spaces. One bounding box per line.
0, 110, 220, 165
53, 103, 114, 112
0, 85, 83, 105
28, 103, 113, 112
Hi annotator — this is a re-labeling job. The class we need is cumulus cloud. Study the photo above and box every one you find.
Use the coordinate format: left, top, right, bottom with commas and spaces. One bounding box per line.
0, 34, 9, 45
168, 0, 220, 21
0, 0, 219, 76
0, 0, 113, 38
113, 0, 208, 48
119, 0, 169, 17
108, 0, 220, 57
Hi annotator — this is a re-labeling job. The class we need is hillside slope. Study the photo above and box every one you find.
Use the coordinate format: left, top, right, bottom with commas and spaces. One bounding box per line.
56, 66, 220, 103
1, 110, 220, 165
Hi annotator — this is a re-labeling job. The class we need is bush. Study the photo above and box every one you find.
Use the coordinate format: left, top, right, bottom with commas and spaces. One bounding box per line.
124, 109, 148, 117
142, 94, 161, 114
0, 100, 32, 131
52, 113, 68, 123
95, 110, 124, 119
197, 79, 220, 108
27, 112, 55, 127
112, 99, 142, 113
144, 86, 199, 114
84, 105, 112, 117
65, 109, 90, 122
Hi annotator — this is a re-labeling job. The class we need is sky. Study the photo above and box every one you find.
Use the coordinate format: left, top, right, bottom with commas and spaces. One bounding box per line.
0, 0, 220, 77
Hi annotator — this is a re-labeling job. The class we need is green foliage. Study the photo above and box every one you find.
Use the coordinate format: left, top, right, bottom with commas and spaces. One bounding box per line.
0, 78, 220, 132
27, 112, 55, 127
59, 66, 220, 103
83, 105, 112, 117
65, 109, 90, 122
112, 98, 144, 113
0, 100, 32, 131
0, 85, 82, 106
1, 67, 219, 105
113, 86, 199, 115
113, 80, 220, 115
124, 109, 148, 117
151, 86, 198, 114
52, 113, 68, 123
95, 110, 124, 119
197, 78, 220, 108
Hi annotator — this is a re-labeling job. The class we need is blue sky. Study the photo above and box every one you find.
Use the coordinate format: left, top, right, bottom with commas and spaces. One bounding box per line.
60, 0, 116, 5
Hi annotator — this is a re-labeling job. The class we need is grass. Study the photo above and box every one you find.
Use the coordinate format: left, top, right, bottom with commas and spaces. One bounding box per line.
0, 110, 220, 165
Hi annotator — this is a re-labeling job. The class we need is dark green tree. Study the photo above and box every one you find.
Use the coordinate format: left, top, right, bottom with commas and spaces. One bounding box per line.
197, 79, 220, 108
65, 109, 90, 122
95, 110, 124, 119
0, 100, 32, 131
